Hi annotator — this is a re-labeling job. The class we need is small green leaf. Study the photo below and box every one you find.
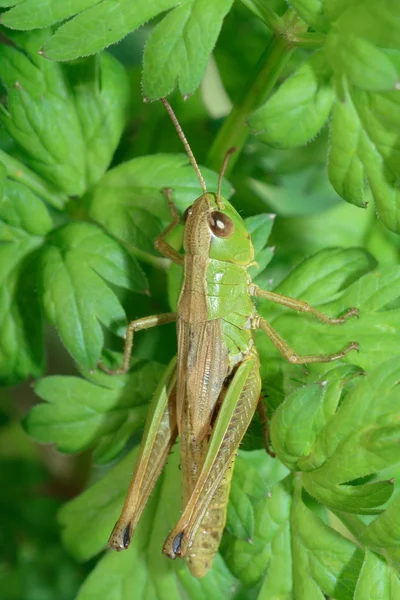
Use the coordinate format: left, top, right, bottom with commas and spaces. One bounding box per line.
84, 154, 232, 261
250, 52, 334, 148
354, 551, 400, 600
25, 360, 163, 460
142, 0, 234, 99
39, 222, 148, 370
289, 0, 326, 31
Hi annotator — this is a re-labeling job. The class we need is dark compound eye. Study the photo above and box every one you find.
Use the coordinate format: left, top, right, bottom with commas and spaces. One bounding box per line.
208, 211, 234, 238
183, 205, 193, 222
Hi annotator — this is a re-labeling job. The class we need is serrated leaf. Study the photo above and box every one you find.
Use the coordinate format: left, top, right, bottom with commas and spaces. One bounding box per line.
63, 53, 130, 187
0, 36, 87, 196
0, 34, 130, 197
25, 360, 163, 460
303, 358, 400, 486
255, 247, 377, 409
41, 0, 178, 61
1, 0, 101, 30
250, 52, 334, 147
354, 551, 400, 600
60, 446, 239, 598
290, 480, 363, 599
39, 222, 148, 370
0, 179, 52, 384
84, 154, 232, 260
142, 0, 234, 99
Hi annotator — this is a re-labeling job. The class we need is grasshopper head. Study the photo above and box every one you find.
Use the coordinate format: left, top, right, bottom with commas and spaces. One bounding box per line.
183, 192, 254, 266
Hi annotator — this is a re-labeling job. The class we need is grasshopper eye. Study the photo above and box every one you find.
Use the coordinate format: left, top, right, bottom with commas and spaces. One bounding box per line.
208, 211, 234, 238
183, 205, 193, 222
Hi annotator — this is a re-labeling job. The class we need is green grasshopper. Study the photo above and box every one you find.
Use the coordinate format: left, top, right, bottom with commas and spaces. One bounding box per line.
100, 98, 358, 578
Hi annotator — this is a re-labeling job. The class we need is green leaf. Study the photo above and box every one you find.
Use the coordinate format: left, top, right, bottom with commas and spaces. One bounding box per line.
84, 154, 232, 262
1, 0, 101, 30
226, 450, 288, 542
0, 34, 130, 196
325, 32, 399, 92
25, 360, 163, 461
63, 53, 130, 187
296, 357, 400, 492
289, 0, 326, 31
354, 551, 400, 600
289, 480, 363, 600
0, 178, 52, 384
250, 52, 334, 147
42, 0, 179, 61
245, 213, 275, 281
0, 34, 87, 196
39, 222, 148, 370
330, 0, 400, 50
225, 474, 364, 596
142, 0, 234, 99
60, 445, 240, 598
329, 81, 400, 232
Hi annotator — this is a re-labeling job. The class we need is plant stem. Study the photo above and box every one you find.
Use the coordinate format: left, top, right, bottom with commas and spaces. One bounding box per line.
206, 9, 307, 175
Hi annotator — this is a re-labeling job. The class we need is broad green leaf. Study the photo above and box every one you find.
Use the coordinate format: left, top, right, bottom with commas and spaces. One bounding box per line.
60, 446, 240, 598
25, 360, 163, 462
0, 178, 52, 384
59, 446, 141, 561
290, 480, 363, 599
255, 247, 377, 408
325, 32, 399, 92
64, 53, 130, 187
250, 52, 334, 147
42, 0, 179, 61
39, 222, 148, 370
223, 478, 292, 587
225, 474, 364, 596
354, 551, 400, 600
1, 0, 101, 29
331, 0, 400, 50
84, 154, 232, 261
226, 450, 287, 541
142, 0, 234, 99
0, 33, 129, 196
0, 34, 87, 196
303, 358, 400, 485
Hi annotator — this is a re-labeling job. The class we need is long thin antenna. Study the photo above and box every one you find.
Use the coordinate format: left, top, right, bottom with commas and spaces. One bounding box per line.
161, 98, 207, 195
217, 147, 237, 209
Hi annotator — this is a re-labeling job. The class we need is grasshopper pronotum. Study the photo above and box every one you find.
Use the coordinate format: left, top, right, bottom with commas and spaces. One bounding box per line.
100, 99, 358, 577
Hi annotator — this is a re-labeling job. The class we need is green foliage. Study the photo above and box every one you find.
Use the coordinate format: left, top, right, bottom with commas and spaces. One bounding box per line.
0, 2, 399, 599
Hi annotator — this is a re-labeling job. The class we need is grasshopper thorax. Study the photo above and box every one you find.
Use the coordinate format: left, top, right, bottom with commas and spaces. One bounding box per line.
183, 192, 254, 266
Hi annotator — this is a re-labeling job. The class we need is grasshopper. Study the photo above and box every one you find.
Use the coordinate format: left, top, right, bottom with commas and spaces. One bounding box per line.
100, 98, 359, 578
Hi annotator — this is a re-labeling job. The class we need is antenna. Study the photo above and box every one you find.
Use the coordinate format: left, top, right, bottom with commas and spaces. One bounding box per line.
161, 98, 207, 195
217, 147, 237, 209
